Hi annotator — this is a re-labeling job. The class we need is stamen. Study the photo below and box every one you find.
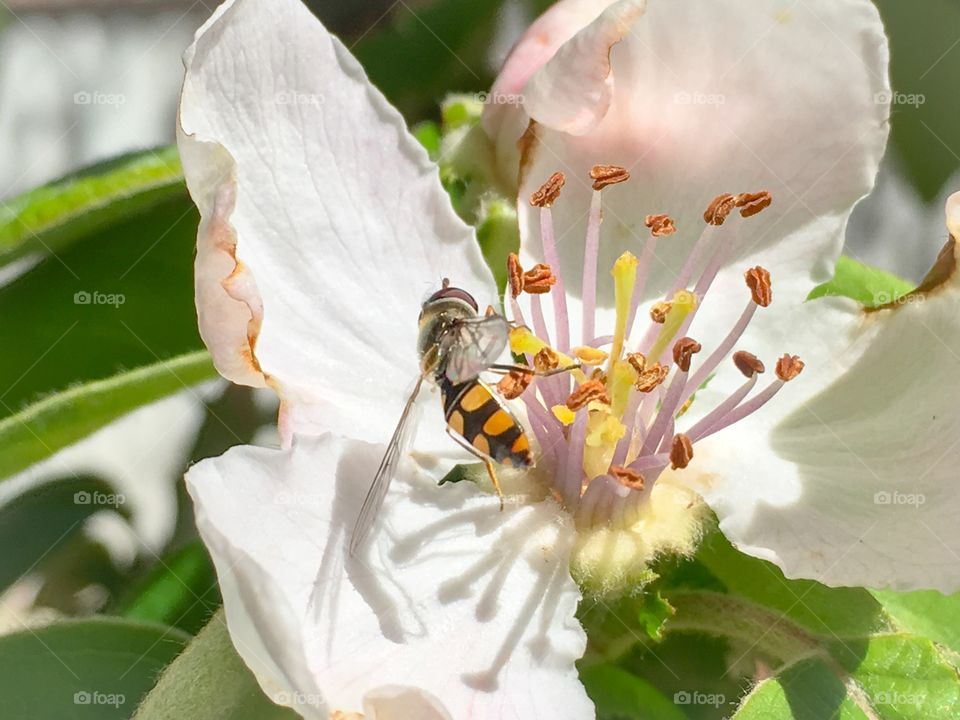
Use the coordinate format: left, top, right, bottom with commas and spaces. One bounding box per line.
744, 266, 773, 307
669, 433, 694, 469
635, 363, 668, 392
733, 350, 765, 377
672, 337, 702, 372
497, 369, 533, 400
775, 354, 804, 381
507, 253, 523, 298
642, 338, 700, 455
736, 191, 773, 218
686, 353, 761, 441
589, 164, 630, 191
626, 352, 646, 375
567, 379, 610, 410
534, 347, 560, 372
530, 171, 565, 208
704, 193, 737, 225
523, 263, 558, 294
574, 346, 608, 366
645, 213, 677, 238
627, 217, 673, 331
610, 465, 645, 490
538, 198, 571, 351
650, 301, 672, 324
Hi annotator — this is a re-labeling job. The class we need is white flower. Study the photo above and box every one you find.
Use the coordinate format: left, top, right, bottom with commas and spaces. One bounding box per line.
178, 0, 960, 717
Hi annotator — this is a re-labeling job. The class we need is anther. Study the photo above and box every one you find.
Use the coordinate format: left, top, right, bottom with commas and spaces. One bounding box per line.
733, 350, 765, 378
704, 193, 737, 225
530, 171, 565, 208
650, 301, 673, 324
522, 263, 558, 294
635, 363, 669, 392
566, 379, 610, 410
736, 191, 773, 218
507, 253, 523, 298
775, 354, 804, 382
497, 369, 533, 400
672, 337, 702, 372
610, 465, 645, 491
744, 266, 772, 307
534, 347, 560, 372
590, 164, 630, 191
645, 213, 677, 237
670, 433, 694, 470
626, 352, 646, 375
573, 346, 608, 366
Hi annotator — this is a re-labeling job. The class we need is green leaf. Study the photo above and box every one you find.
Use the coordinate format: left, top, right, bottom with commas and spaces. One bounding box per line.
0, 351, 216, 482
580, 663, 687, 720
0, 476, 129, 592
807, 256, 915, 308
0, 617, 189, 719
135, 610, 298, 720
117, 540, 221, 637
872, 589, 960, 657
579, 589, 671, 663
0, 147, 184, 266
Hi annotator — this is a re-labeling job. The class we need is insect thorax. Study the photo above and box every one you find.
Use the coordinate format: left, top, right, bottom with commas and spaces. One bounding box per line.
417, 297, 477, 377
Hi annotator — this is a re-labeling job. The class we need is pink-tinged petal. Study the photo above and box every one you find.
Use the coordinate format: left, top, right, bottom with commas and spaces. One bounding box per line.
178, 0, 497, 451
686, 222, 960, 592
186, 434, 592, 719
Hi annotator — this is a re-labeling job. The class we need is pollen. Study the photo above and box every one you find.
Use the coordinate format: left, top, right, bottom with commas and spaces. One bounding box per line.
736, 190, 773, 218
626, 352, 646, 375
775, 354, 804, 381
670, 433, 694, 470
645, 213, 677, 237
733, 350, 765, 377
497, 369, 533, 399
610, 465, 645, 490
522, 263, 558, 294
649, 301, 672, 324
534, 347, 560, 372
567, 379, 610, 410
635, 363, 669, 392
704, 193, 737, 225
672, 337, 702, 372
745, 266, 773, 307
530, 171, 565, 208
507, 253, 523, 297
589, 164, 630, 191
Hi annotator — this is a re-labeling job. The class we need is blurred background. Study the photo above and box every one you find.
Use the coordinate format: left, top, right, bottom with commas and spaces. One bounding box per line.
0, 0, 959, 716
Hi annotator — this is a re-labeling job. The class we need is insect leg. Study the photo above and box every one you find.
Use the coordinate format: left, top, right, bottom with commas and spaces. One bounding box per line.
444, 427, 505, 511
487, 362, 581, 378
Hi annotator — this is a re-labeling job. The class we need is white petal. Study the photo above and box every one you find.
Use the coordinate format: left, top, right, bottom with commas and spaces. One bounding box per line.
186, 434, 592, 718
498, 0, 888, 351
178, 0, 497, 450
686, 234, 960, 592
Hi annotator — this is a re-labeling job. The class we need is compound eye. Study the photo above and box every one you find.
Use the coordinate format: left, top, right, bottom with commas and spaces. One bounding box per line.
426, 286, 478, 312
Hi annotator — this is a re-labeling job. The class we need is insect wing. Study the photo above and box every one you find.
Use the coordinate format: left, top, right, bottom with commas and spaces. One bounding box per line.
443, 314, 510, 384
349, 374, 425, 555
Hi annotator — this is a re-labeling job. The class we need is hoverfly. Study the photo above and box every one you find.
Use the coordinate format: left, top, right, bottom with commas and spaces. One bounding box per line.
349, 280, 572, 554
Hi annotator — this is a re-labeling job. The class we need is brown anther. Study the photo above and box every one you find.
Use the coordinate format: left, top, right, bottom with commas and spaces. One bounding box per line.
704, 193, 737, 225
635, 363, 669, 393
745, 266, 773, 307
736, 191, 773, 218
610, 465, 645, 491
589, 367, 607, 384
733, 350, 765, 378
670, 433, 694, 470
590, 164, 630, 191
672, 337, 702, 372
485, 305, 497, 317
533, 347, 560, 372
650, 301, 673, 324
522, 263, 557, 294
507, 253, 523, 298
566, 379, 610, 410
497, 369, 533, 400
645, 213, 677, 237
530, 171, 565, 208
775, 354, 804, 382
626, 352, 647, 375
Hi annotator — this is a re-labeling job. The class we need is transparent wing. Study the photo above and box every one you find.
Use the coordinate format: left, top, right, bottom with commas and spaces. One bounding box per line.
349, 374, 425, 555
443, 314, 510, 384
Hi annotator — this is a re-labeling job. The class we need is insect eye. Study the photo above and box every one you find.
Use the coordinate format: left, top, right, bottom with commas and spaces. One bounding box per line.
426, 286, 479, 312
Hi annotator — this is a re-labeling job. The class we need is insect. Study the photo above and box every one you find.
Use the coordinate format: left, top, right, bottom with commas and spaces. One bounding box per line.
349, 280, 572, 554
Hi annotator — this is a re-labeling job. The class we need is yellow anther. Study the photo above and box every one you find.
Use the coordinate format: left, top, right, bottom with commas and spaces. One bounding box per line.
648, 290, 698, 362
574, 346, 609, 366
552, 404, 577, 426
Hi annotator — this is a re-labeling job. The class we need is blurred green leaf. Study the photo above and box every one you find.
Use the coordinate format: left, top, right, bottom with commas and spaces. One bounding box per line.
872, 588, 960, 657
0, 475, 128, 593
580, 663, 686, 720
807, 256, 914, 307
0, 617, 189, 719
135, 610, 298, 720
117, 541, 220, 637
0, 351, 216, 482
0, 147, 184, 266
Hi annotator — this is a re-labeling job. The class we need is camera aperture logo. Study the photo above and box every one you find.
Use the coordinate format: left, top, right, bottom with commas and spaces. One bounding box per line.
73, 690, 125, 708
74, 290, 125, 308
74, 490, 125, 508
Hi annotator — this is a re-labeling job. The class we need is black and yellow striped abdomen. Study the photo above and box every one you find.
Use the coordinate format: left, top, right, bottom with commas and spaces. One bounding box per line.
440, 378, 533, 468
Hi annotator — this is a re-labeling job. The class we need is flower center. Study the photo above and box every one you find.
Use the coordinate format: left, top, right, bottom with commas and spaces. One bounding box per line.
504, 166, 802, 529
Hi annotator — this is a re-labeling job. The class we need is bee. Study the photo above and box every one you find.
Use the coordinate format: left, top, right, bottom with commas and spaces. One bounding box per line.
349, 280, 572, 554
